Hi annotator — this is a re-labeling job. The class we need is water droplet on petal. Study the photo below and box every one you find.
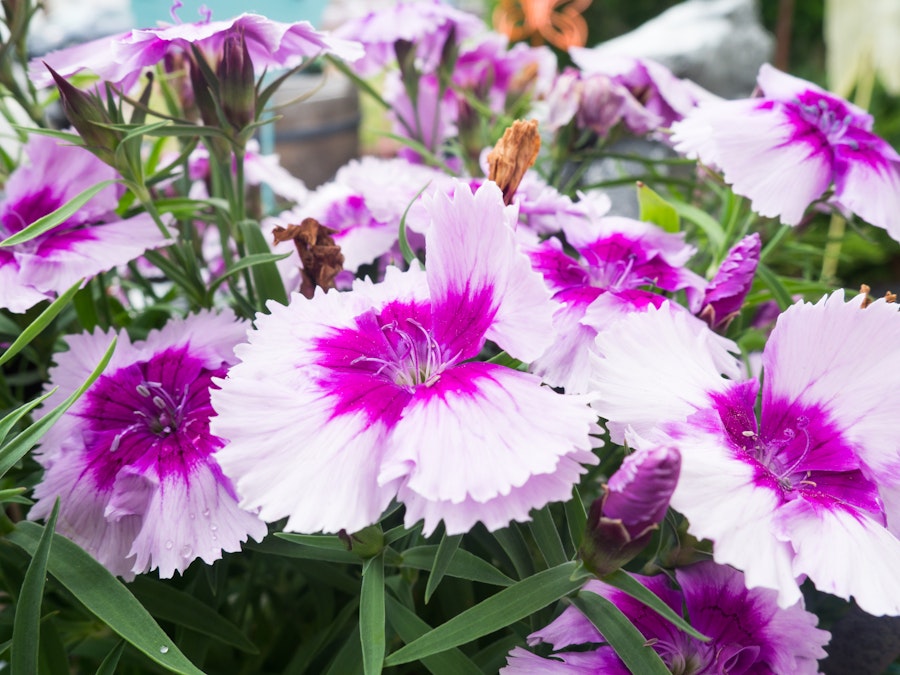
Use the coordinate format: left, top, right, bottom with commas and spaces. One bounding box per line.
180, 545, 193, 559
160, 646, 169, 654
165, 540, 173, 550
210, 523, 218, 532
202, 508, 211, 518
189, 513, 196, 520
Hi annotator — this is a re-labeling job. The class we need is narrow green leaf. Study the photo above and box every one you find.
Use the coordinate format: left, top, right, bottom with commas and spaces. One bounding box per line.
637, 182, 679, 233
208, 252, 293, 294
0, 281, 80, 368
602, 570, 708, 642
129, 576, 259, 653
383, 561, 583, 666
400, 546, 514, 587
360, 555, 385, 675
324, 624, 363, 675
238, 220, 288, 308
95, 641, 126, 675
529, 506, 568, 568
384, 596, 481, 675
756, 263, 794, 310
0, 488, 30, 505
0, 180, 117, 247
671, 201, 725, 250
398, 182, 430, 267
0, 338, 116, 479
571, 591, 670, 675
424, 532, 462, 604
7, 522, 205, 675
251, 536, 360, 564
0, 389, 56, 448
491, 526, 534, 579
486, 351, 524, 369
11, 499, 59, 675
564, 486, 587, 556
283, 597, 359, 675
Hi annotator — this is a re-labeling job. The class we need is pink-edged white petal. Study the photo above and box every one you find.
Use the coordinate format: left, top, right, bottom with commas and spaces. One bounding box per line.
776, 499, 900, 616
832, 133, 900, 242
381, 362, 596, 534
589, 302, 742, 441
652, 418, 801, 605
28, 450, 140, 579
15, 212, 172, 296
762, 291, 900, 484
424, 180, 556, 362
0, 258, 51, 313
502, 647, 614, 674
121, 462, 267, 578
400, 451, 596, 537
210, 285, 409, 534
673, 99, 833, 224
530, 301, 599, 393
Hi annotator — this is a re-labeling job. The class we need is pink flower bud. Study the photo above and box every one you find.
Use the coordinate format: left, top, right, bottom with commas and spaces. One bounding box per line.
579, 446, 681, 576
699, 233, 761, 330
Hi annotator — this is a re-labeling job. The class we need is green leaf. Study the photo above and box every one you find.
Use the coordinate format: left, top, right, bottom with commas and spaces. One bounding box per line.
424, 532, 462, 604
671, 201, 725, 251
400, 546, 514, 587
95, 641, 126, 675
6, 522, 205, 675
208, 252, 293, 294
571, 591, 670, 675
0, 338, 115, 479
0, 389, 56, 448
637, 182, 679, 233
360, 555, 385, 675
0, 281, 82, 368
398, 182, 430, 268
0, 180, 117, 247
0, 488, 30, 505
324, 624, 363, 675
491, 526, 534, 579
238, 220, 288, 308
129, 576, 259, 653
564, 487, 587, 556
384, 596, 481, 675
383, 561, 583, 666
602, 570, 708, 641
11, 499, 58, 675
253, 536, 361, 564
756, 263, 794, 310
529, 506, 568, 568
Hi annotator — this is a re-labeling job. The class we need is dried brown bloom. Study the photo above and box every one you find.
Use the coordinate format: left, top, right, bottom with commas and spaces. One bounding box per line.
487, 119, 541, 205
273, 218, 344, 299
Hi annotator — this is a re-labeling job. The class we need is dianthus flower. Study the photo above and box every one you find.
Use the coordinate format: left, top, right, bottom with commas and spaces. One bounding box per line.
0, 134, 170, 313
589, 292, 900, 615
29, 311, 266, 579
671, 64, 900, 241
526, 217, 705, 393
334, 0, 485, 76
31, 9, 362, 93
503, 561, 829, 674
210, 181, 598, 536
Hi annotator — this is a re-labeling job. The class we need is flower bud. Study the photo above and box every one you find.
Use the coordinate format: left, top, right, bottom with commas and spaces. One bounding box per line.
699, 233, 761, 331
576, 73, 627, 138
579, 446, 681, 577
45, 64, 121, 166
217, 31, 256, 130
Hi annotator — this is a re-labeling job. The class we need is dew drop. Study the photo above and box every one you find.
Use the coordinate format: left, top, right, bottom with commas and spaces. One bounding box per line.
189, 513, 196, 520
210, 523, 218, 532
165, 540, 174, 550
180, 545, 193, 559
159, 646, 169, 654
202, 508, 211, 518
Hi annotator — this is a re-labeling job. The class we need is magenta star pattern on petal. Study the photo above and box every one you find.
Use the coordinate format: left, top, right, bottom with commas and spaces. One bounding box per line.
589, 292, 900, 616
503, 561, 829, 674
210, 181, 599, 537
672, 64, 900, 241
28, 311, 267, 580
0, 134, 171, 313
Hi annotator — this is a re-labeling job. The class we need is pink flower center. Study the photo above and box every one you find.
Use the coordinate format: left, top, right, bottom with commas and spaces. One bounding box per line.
793, 93, 858, 147
352, 317, 448, 389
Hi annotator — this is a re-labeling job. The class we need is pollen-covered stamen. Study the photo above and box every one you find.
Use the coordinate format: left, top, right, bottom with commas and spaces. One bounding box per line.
794, 95, 857, 145
132, 380, 190, 438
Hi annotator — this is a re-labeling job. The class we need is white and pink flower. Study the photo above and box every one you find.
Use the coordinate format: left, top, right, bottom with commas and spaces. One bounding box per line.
210, 181, 598, 536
